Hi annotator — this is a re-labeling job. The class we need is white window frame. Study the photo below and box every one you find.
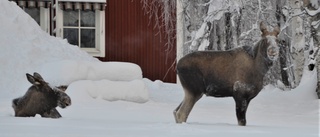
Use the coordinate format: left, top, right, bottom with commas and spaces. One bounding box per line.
40, 7, 50, 33
56, 6, 105, 57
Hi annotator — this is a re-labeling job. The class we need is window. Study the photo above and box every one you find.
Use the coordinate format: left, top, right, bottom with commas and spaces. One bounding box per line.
12, 0, 50, 33
56, 2, 105, 57
63, 10, 96, 48
25, 8, 40, 24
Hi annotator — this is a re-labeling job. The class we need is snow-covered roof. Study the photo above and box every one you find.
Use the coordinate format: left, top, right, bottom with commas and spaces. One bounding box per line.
59, 0, 106, 3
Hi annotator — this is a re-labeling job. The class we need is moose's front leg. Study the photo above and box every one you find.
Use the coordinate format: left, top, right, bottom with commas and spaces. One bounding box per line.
41, 108, 62, 118
234, 98, 251, 126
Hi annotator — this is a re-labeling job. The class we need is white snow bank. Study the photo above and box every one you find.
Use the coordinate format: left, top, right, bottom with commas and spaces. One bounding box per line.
39, 60, 142, 86
258, 68, 318, 102
143, 79, 183, 103
69, 79, 148, 103
0, 0, 97, 94
289, 68, 318, 100
0, 0, 148, 104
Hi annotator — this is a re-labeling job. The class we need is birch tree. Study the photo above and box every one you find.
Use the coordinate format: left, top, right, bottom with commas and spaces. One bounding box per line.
289, 0, 306, 88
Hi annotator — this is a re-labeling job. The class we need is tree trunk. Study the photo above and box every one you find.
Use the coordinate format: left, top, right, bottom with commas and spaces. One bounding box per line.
276, 0, 290, 87
290, 0, 305, 87
225, 12, 232, 50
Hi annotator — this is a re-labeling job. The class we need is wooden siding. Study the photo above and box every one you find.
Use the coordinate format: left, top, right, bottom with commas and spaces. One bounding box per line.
99, 0, 176, 83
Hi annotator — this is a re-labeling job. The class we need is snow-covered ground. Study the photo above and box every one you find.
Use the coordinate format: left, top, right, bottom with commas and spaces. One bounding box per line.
0, 0, 319, 137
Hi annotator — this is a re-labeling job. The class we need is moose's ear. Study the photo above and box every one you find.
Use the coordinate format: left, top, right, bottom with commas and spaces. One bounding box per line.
260, 22, 268, 37
33, 72, 44, 81
272, 26, 280, 36
56, 85, 68, 92
26, 73, 40, 85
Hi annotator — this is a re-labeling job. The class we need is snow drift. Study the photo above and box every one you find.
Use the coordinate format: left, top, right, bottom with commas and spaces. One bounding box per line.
0, 0, 148, 103
38, 60, 143, 85
70, 79, 148, 103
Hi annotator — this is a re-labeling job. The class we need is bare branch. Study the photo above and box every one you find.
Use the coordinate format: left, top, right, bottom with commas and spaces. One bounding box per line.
140, 0, 176, 50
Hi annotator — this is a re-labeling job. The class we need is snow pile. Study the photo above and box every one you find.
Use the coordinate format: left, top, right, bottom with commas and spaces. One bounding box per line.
38, 60, 142, 85
39, 60, 148, 103
70, 79, 148, 103
0, 0, 148, 103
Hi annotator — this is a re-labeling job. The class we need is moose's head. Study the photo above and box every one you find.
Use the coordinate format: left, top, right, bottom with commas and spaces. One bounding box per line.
259, 22, 280, 61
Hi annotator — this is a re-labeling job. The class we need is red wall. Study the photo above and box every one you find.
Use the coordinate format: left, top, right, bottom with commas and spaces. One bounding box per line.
99, 0, 176, 83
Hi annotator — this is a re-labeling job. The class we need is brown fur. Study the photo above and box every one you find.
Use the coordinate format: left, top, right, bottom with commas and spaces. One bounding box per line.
174, 22, 280, 126
12, 73, 71, 118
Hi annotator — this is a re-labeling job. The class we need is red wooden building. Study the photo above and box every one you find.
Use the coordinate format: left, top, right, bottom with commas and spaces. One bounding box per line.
12, 0, 176, 83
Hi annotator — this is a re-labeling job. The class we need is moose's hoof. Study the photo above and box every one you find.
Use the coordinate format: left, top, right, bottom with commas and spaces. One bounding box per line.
238, 119, 246, 126
173, 111, 186, 124
173, 110, 180, 123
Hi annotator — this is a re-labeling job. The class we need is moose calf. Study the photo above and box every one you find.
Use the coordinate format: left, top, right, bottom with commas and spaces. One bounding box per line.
12, 72, 71, 118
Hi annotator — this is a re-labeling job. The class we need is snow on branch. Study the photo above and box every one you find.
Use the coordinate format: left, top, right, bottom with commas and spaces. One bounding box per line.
280, 6, 306, 35
311, 20, 320, 28
188, 0, 241, 51
198, 0, 214, 6
304, 7, 320, 16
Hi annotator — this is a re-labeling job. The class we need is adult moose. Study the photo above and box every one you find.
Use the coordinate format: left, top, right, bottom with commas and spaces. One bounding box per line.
174, 22, 280, 126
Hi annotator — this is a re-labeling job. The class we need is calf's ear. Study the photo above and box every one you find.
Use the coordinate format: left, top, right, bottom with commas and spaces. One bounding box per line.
33, 72, 45, 82
26, 73, 40, 85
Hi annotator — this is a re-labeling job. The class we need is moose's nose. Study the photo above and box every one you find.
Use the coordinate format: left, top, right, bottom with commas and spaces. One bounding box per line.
267, 46, 279, 60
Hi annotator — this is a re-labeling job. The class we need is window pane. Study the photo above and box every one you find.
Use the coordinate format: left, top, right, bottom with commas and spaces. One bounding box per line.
81, 29, 95, 48
63, 10, 79, 26
80, 10, 95, 27
25, 8, 40, 25
64, 28, 79, 46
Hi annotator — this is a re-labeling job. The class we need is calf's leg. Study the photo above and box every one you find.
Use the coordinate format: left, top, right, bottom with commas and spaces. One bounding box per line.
41, 108, 62, 118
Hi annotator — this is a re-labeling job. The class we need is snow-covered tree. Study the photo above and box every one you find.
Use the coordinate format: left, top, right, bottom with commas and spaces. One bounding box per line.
303, 0, 320, 98
289, 0, 306, 87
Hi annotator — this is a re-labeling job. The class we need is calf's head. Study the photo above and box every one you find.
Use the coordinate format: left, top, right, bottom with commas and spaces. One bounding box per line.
54, 86, 71, 109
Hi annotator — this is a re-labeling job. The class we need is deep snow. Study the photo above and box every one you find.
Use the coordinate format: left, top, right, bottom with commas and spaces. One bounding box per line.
0, 0, 319, 137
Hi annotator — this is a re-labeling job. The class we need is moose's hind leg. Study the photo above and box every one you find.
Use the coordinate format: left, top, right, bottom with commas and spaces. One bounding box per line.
174, 90, 203, 123
173, 102, 182, 123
